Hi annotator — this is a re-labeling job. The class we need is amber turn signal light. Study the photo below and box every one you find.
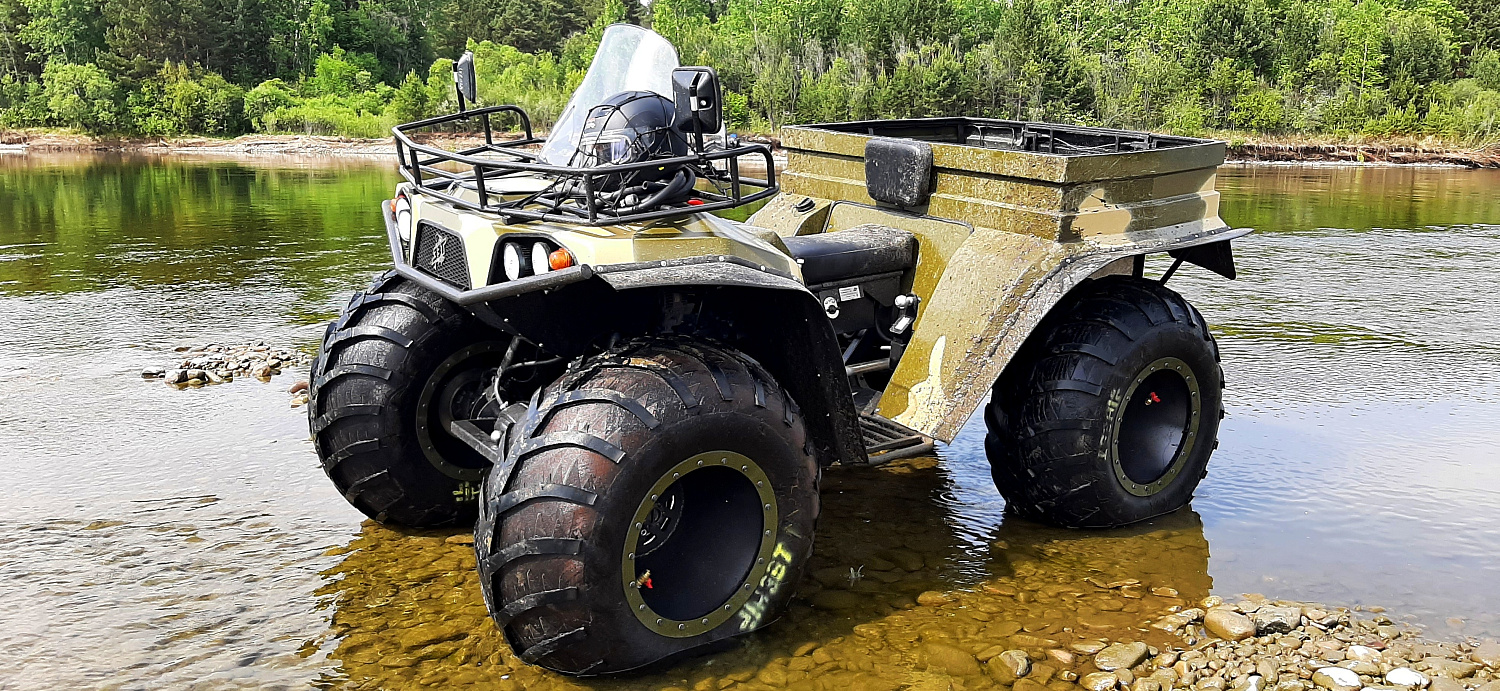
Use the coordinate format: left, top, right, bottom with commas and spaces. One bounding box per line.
548, 248, 575, 270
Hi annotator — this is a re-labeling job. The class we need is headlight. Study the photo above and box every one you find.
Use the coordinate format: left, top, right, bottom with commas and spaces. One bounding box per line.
501, 242, 522, 281
530, 243, 551, 275
394, 196, 413, 242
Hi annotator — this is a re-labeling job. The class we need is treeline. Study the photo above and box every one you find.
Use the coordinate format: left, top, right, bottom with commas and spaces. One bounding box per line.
2, 0, 1499, 142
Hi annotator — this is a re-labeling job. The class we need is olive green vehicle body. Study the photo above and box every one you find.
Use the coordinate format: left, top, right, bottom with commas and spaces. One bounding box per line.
390, 118, 1243, 459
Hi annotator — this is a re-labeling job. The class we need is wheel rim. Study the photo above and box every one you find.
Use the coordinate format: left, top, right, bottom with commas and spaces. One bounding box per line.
1111, 357, 1201, 497
622, 451, 778, 638
415, 341, 509, 483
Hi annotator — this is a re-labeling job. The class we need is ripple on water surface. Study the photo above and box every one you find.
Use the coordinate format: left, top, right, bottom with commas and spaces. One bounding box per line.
0, 156, 1498, 688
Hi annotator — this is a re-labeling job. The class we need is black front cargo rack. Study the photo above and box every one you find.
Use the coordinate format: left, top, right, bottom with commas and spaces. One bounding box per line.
392, 105, 778, 226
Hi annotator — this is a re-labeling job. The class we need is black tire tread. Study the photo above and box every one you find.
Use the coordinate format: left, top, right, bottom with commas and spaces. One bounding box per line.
310, 269, 490, 527
986, 275, 1223, 528
475, 337, 816, 675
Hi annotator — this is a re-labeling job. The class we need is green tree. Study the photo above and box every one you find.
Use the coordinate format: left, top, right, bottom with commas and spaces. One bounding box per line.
42, 61, 119, 130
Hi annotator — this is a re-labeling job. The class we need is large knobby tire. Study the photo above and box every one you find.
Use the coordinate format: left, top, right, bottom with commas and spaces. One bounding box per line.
985, 275, 1224, 528
309, 270, 507, 527
474, 339, 819, 675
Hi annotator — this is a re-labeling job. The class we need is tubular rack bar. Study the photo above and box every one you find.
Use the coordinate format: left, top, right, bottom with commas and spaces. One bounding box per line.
393, 105, 779, 226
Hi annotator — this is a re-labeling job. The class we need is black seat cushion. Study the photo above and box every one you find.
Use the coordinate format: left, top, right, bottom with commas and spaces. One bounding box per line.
782, 224, 917, 285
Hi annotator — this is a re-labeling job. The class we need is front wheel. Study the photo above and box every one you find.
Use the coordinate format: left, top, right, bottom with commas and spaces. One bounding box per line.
985, 275, 1224, 528
474, 339, 819, 675
309, 271, 511, 527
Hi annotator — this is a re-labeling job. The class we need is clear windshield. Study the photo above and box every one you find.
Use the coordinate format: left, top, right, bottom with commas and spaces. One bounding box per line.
539, 25, 680, 166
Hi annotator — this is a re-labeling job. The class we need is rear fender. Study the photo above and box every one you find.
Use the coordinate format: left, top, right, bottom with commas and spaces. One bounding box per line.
877, 225, 1251, 442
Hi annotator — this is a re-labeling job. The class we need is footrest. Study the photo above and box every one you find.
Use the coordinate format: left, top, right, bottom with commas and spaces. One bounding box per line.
859, 412, 935, 464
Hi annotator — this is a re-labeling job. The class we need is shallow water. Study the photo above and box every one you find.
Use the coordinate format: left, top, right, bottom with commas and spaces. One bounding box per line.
0, 154, 1497, 689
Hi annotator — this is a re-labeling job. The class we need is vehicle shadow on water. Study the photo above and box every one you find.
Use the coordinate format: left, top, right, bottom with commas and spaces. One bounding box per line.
312, 456, 1214, 690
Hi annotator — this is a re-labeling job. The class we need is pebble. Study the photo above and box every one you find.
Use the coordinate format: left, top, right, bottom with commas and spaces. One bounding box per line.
1473, 643, 1500, 668
988, 650, 1031, 684
1083, 672, 1120, 691
1207, 609, 1258, 641
1313, 667, 1363, 691
1255, 606, 1303, 635
1420, 660, 1479, 679
1349, 646, 1382, 663
1386, 669, 1429, 688
1097, 642, 1152, 671
922, 642, 980, 677
155, 342, 309, 387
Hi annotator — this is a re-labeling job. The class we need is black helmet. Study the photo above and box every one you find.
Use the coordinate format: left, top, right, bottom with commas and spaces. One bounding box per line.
575, 90, 687, 171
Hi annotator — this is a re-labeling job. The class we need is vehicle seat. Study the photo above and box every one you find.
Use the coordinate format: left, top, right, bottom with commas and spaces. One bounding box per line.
782, 224, 917, 286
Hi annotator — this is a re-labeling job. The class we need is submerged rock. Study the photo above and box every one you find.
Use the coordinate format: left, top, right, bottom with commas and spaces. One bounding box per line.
1096, 642, 1151, 671
1083, 672, 1120, 691
988, 650, 1031, 684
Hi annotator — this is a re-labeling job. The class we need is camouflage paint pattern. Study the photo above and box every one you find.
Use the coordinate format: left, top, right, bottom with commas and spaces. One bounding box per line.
750, 126, 1238, 442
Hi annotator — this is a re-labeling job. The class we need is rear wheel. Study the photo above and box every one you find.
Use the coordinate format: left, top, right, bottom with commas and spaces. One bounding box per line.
984, 275, 1223, 528
474, 339, 819, 675
309, 271, 508, 527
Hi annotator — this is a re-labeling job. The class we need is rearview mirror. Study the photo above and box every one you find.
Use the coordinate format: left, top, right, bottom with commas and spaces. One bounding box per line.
672, 67, 723, 140
454, 51, 477, 110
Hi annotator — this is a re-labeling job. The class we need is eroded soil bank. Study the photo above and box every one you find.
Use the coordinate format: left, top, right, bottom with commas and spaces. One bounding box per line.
4, 130, 1497, 167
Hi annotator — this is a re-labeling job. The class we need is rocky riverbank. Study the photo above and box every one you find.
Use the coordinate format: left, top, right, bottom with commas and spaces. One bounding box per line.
141, 342, 312, 404
6, 129, 1497, 167
1084, 596, 1500, 691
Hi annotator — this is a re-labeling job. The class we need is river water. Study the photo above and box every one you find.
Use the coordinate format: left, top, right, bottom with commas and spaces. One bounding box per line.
0, 154, 1496, 689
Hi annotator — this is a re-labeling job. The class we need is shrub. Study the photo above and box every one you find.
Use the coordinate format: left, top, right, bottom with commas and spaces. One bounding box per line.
42, 62, 121, 132
245, 79, 297, 131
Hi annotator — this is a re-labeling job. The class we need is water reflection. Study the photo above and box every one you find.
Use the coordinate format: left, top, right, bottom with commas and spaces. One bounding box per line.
3, 155, 1499, 688
316, 457, 1212, 690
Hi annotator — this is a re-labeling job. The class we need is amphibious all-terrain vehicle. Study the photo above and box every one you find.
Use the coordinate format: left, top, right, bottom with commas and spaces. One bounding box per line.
308, 25, 1247, 675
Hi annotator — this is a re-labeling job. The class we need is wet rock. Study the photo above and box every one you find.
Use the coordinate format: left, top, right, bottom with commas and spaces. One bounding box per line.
1200, 677, 1228, 691
1238, 676, 1266, 691
1313, 667, 1363, 691
289, 392, 309, 408
989, 650, 1032, 684
1097, 642, 1152, 671
922, 643, 981, 677
1256, 607, 1303, 635
1350, 647, 1382, 664
916, 591, 952, 607
1386, 669, 1429, 688
1344, 661, 1381, 676
1207, 610, 1258, 641
141, 367, 166, 378
164, 369, 188, 384
879, 548, 925, 572
444, 533, 474, 545
288, 380, 309, 394
1135, 679, 1164, 691
1472, 643, 1500, 668
1427, 679, 1464, 691
398, 624, 466, 649
1083, 672, 1120, 691
1073, 641, 1107, 656
1476, 682, 1500, 691
1049, 649, 1075, 666
810, 590, 865, 612
1420, 660, 1479, 679
1278, 681, 1310, 691
203, 370, 226, 384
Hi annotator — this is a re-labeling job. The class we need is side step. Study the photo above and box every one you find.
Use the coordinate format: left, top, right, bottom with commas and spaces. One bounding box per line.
859, 412, 936, 464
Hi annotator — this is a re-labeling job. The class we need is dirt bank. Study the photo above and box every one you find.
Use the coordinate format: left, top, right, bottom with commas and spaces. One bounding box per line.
7, 129, 1498, 167
1226, 140, 1500, 167
0, 130, 487, 156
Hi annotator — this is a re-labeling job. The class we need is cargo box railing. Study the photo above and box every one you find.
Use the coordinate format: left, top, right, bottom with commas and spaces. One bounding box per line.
393, 105, 778, 226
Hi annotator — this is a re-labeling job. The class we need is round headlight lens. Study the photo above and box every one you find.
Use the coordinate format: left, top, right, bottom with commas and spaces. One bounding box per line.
531, 243, 551, 275
501, 242, 522, 281
394, 197, 413, 242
